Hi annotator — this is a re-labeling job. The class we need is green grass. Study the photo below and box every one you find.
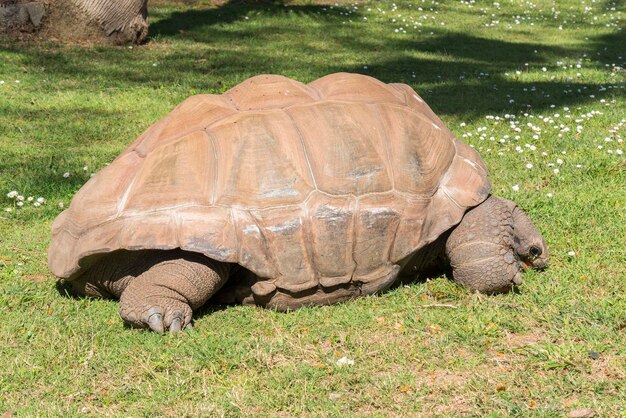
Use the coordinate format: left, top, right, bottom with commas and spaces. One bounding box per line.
1, 0, 625, 415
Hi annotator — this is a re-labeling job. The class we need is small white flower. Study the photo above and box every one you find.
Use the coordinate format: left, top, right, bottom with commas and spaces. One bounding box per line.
567, 250, 576, 257
33, 202, 40, 208
512, 184, 520, 192
546, 193, 553, 198
16, 201, 23, 207
556, 158, 563, 164
553, 168, 560, 174
37, 197, 45, 204
336, 356, 355, 367
27, 196, 34, 202
541, 67, 547, 72
16, 195, 24, 201
83, 166, 88, 171
58, 202, 64, 209
526, 163, 533, 169
4, 208, 12, 213
63, 172, 70, 178
6, 191, 18, 199
617, 149, 623, 155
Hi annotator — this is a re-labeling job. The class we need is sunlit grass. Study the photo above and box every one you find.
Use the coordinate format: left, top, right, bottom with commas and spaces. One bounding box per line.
1, 0, 624, 415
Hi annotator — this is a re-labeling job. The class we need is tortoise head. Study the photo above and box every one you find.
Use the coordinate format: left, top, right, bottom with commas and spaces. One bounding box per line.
511, 205, 549, 272
445, 195, 548, 294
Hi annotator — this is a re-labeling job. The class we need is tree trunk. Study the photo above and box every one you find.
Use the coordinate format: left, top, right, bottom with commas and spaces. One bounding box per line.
0, 0, 148, 44
72, 0, 148, 44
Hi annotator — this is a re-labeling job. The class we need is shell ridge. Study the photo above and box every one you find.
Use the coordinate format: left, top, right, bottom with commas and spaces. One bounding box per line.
283, 109, 319, 191
228, 207, 239, 261
371, 103, 396, 192
423, 125, 456, 190
387, 193, 407, 263
390, 83, 409, 105
172, 211, 182, 248
247, 209, 280, 280
116, 169, 140, 217
298, 201, 318, 286
223, 91, 240, 111
204, 129, 219, 205
439, 184, 464, 210
349, 196, 360, 282
438, 140, 464, 210
128, 116, 171, 159
231, 209, 245, 269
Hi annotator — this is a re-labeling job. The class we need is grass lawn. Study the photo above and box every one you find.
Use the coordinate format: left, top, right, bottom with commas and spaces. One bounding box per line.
1, 0, 625, 415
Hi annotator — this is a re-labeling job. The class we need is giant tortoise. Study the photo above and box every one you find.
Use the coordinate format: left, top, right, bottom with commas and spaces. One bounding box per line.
49, 73, 548, 333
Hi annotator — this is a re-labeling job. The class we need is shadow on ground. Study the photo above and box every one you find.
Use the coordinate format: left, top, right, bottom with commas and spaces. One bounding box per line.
4, 0, 621, 118
1, 0, 623, 201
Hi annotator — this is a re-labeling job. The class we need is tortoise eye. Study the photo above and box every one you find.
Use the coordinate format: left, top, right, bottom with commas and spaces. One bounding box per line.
529, 246, 542, 258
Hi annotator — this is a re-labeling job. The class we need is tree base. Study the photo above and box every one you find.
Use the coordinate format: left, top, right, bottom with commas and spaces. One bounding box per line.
1, 0, 148, 45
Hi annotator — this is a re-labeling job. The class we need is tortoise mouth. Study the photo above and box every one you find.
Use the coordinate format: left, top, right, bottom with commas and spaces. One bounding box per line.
520, 258, 548, 271
521, 260, 533, 271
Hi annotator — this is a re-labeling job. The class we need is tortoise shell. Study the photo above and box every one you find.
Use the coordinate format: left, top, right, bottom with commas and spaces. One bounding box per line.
48, 73, 491, 296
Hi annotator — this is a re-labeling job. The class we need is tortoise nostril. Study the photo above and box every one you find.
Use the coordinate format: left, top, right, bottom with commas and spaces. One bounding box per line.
529, 246, 542, 258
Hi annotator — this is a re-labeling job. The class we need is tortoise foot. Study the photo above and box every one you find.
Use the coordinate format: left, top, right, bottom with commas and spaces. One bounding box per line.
120, 297, 193, 333
117, 252, 228, 333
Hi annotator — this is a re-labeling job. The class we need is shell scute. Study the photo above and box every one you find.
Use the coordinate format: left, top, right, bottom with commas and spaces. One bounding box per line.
232, 208, 279, 280
353, 194, 405, 278
306, 192, 356, 283
59, 151, 141, 236
132, 95, 236, 158
209, 110, 315, 208
286, 101, 392, 195
124, 130, 215, 212
253, 207, 316, 292
226, 75, 318, 110
310, 73, 405, 105
379, 104, 456, 196
177, 207, 238, 262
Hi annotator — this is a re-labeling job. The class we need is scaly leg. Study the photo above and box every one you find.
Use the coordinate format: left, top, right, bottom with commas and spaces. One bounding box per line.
69, 250, 229, 333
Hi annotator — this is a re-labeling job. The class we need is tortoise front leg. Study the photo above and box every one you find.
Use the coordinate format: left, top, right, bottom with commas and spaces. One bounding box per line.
119, 253, 229, 333
445, 196, 521, 294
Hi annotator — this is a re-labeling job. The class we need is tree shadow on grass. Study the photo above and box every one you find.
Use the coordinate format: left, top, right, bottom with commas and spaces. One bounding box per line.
150, 2, 624, 117
149, 0, 345, 41
2, 0, 623, 202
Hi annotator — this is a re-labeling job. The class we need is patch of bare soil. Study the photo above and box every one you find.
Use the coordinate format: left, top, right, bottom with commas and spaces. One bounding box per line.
23, 274, 49, 283
2, 0, 130, 46
503, 330, 545, 348
589, 355, 625, 382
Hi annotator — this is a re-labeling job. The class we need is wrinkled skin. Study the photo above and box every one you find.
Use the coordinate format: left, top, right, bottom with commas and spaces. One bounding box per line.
66, 195, 547, 333
446, 195, 548, 293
